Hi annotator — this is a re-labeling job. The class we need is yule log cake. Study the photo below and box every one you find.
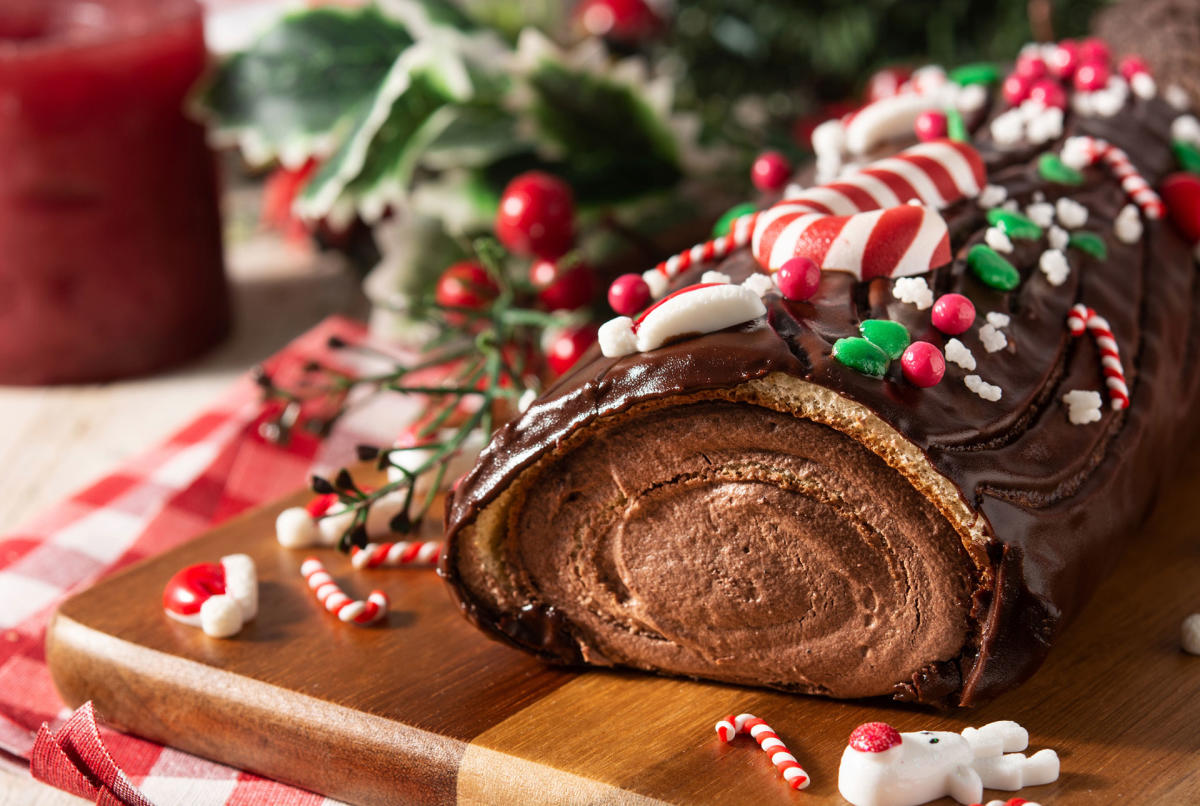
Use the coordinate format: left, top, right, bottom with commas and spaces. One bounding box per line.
440, 40, 1200, 706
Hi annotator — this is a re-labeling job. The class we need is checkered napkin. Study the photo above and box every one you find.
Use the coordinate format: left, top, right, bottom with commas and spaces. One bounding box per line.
0, 316, 423, 806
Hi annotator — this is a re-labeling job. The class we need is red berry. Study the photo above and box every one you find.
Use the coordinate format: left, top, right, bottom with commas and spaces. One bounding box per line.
435, 261, 498, 319
496, 172, 575, 259
931, 293, 976, 335
547, 324, 598, 375
848, 722, 903, 754
1079, 37, 1110, 66
1049, 40, 1080, 78
1162, 172, 1200, 243
751, 151, 792, 192
533, 261, 596, 311
305, 493, 338, 518
1014, 53, 1048, 81
1074, 62, 1109, 92
901, 342, 945, 388
777, 257, 821, 301
608, 273, 651, 315
1119, 55, 1149, 81
914, 111, 947, 142
865, 67, 911, 103
1028, 79, 1066, 109
1002, 73, 1032, 106
575, 0, 663, 43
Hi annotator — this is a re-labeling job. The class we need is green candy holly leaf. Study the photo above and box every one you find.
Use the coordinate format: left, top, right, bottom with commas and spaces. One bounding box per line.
712, 202, 758, 237
946, 108, 968, 143
986, 208, 1043, 240
833, 338, 890, 378
1067, 231, 1108, 259
1173, 140, 1200, 175
200, 5, 415, 164
949, 62, 1001, 86
859, 319, 910, 359
968, 244, 1021, 291
1038, 153, 1084, 186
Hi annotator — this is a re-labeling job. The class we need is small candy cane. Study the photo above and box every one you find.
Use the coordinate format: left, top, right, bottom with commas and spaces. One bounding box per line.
653, 212, 760, 285
1067, 303, 1130, 410
301, 557, 389, 626
350, 541, 442, 569
1062, 136, 1165, 219
715, 713, 810, 790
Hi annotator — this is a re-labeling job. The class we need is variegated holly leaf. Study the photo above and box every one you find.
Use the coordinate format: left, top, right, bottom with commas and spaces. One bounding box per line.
201, 5, 414, 167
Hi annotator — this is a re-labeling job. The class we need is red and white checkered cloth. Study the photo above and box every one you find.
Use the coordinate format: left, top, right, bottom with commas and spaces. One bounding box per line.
0, 316, 424, 806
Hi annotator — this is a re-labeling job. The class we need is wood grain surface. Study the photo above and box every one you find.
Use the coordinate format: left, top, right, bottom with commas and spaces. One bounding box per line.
45, 449, 1200, 805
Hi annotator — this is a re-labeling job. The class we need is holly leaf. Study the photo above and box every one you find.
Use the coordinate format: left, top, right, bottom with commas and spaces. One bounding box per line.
200, 5, 414, 165
419, 105, 527, 170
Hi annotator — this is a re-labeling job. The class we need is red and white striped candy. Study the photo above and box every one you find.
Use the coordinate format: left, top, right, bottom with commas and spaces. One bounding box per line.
163, 554, 257, 638
599, 281, 767, 358
1067, 303, 1130, 410
1061, 136, 1165, 219
715, 713, 810, 790
350, 541, 442, 569
301, 557, 389, 626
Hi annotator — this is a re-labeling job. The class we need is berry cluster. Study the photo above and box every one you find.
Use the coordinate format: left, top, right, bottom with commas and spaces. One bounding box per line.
1002, 38, 1147, 110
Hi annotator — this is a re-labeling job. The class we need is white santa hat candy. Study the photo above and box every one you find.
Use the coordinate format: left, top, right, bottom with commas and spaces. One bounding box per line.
599, 282, 766, 358
163, 554, 258, 638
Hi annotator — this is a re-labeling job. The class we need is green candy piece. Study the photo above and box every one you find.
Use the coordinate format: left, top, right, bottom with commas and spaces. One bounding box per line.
986, 208, 1044, 240
1173, 140, 1200, 175
859, 319, 910, 359
832, 338, 890, 377
1038, 153, 1084, 186
968, 244, 1021, 291
1068, 231, 1108, 259
712, 202, 758, 238
950, 62, 1001, 86
946, 108, 967, 143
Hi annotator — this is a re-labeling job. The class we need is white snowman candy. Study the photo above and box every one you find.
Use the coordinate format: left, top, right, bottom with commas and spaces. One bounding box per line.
838, 721, 1059, 806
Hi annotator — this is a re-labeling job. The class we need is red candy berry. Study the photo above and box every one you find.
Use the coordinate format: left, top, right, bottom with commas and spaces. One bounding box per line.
1162, 172, 1200, 244
1120, 55, 1149, 81
848, 722, 903, 754
547, 324, 598, 375
1002, 73, 1032, 106
531, 260, 596, 311
608, 273, 651, 315
901, 341, 945, 388
931, 293, 976, 335
575, 0, 663, 43
1078, 37, 1110, 67
1048, 39, 1080, 78
1014, 53, 1048, 81
751, 151, 792, 193
777, 256, 821, 301
496, 171, 575, 259
1028, 79, 1066, 109
1074, 61, 1109, 92
435, 261, 499, 317
914, 111, 947, 142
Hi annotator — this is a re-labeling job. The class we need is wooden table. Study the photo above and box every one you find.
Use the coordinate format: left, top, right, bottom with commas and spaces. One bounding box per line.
0, 198, 367, 804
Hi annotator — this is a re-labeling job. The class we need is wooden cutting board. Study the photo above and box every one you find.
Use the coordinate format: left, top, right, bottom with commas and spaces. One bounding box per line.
45, 451, 1200, 806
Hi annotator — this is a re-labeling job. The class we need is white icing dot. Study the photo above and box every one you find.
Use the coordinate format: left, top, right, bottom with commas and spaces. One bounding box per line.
985, 312, 1011, 328
1060, 137, 1093, 170
1025, 202, 1055, 228
1166, 84, 1191, 111
1091, 87, 1126, 117
956, 83, 987, 112
1131, 73, 1157, 100
1039, 250, 1070, 286
977, 184, 1007, 209
1055, 198, 1089, 229
965, 374, 1002, 401
1114, 204, 1143, 244
989, 109, 1025, 146
1171, 115, 1200, 147
944, 338, 976, 371
1063, 389, 1103, 425
892, 276, 933, 310
1032, 191, 1046, 203
1048, 225, 1069, 250
276, 507, 318, 549
985, 226, 1014, 254
979, 324, 1008, 353
1072, 91, 1095, 117
701, 270, 731, 285
1027, 106, 1063, 144
1183, 614, 1200, 655
642, 269, 669, 298
1001, 199, 1020, 213
1018, 99, 1044, 122
599, 316, 637, 358
741, 272, 774, 298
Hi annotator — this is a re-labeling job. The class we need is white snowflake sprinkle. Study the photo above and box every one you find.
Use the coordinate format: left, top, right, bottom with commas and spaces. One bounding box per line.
1131, 73, 1157, 100
1027, 106, 1063, 144
1063, 389, 1103, 425
1055, 198, 1088, 229
944, 338, 976, 371
979, 324, 1008, 353
1048, 225, 1069, 250
892, 276, 934, 310
1026, 202, 1055, 228
1032, 191, 1046, 203
986, 312, 1011, 328
1039, 250, 1070, 286
1166, 84, 1191, 111
1172, 115, 1200, 147
741, 273, 775, 298
1114, 204, 1143, 244
1001, 199, 1020, 213
990, 109, 1025, 146
965, 374, 1002, 401
977, 184, 1008, 209
701, 271, 731, 285
985, 226, 1014, 254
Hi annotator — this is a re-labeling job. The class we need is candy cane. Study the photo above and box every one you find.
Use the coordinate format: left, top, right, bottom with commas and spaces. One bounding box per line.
1067, 303, 1130, 410
301, 557, 389, 625
1061, 136, 1165, 219
715, 713, 810, 790
649, 140, 985, 295
350, 541, 442, 569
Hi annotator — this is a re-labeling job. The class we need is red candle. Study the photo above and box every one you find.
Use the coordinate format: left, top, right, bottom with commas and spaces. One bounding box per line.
0, 0, 228, 384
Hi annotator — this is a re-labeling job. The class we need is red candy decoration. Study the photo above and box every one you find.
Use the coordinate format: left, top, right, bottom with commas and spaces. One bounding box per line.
1078, 37, 1110, 66
865, 66, 912, 103
531, 260, 595, 311
1028, 79, 1066, 109
1120, 55, 1150, 81
1048, 39, 1080, 78
608, 273, 651, 315
914, 110, 948, 142
1161, 172, 1200, 244
848, 722, 903, 753
1074, 62, 1109, 92
495, 171, 575, 259
1014, 53, 1048, 81
305, 493, 338, 518
777, 257, 821, 301
435, 261, 499, 320
575, 0, 663, 43
931, 293, 976, 335
751, 151, 792, 192
1002, 73, 1032, 106
163, 562, 225, 617
547, 324, 598, 375
901, 341, 945, 388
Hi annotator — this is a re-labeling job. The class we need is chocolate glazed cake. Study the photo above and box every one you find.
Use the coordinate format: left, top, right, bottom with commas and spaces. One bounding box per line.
440, 45, 1200, 706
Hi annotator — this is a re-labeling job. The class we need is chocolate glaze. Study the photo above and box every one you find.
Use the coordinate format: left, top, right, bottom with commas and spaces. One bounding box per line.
441, 78, 1200, 705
